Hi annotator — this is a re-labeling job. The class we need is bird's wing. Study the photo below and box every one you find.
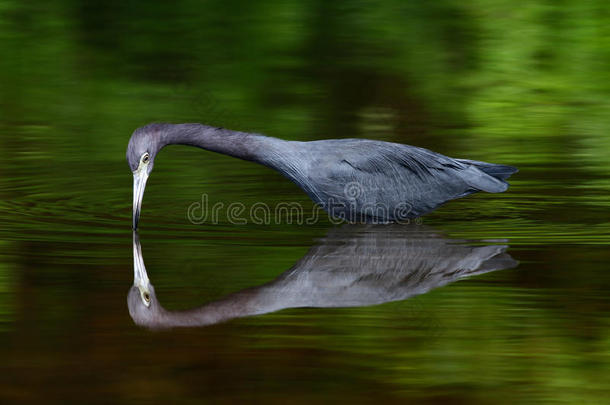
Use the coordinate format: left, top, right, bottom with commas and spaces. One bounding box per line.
338, 141, 458, 176
299, 139, 509, 219
332, 140, 508, 193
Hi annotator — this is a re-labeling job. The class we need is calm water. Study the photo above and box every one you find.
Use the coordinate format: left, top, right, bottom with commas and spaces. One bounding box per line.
1, 1, 610, 403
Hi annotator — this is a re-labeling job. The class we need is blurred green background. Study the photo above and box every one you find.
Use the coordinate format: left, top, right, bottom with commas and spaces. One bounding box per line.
1, 0, 610, 403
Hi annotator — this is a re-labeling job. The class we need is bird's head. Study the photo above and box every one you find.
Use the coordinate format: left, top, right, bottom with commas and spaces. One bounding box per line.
127, 284, 163, 327
127, 123, 168, 229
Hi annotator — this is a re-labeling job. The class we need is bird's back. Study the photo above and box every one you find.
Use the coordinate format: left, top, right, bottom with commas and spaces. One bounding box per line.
272, 138, 517, 222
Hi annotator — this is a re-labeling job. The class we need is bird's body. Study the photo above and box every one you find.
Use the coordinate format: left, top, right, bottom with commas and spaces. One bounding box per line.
127, 123, 517, 226
273, 138, 515, 221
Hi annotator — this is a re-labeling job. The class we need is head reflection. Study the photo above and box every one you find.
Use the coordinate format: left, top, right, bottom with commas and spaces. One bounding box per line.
128, 226, 517, 329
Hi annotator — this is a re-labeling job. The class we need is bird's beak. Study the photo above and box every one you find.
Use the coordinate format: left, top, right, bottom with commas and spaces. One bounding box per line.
133, 231, 151, 306
132, 168, 149, 229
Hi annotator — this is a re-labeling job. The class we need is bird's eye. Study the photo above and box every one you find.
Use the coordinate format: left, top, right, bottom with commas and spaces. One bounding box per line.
143, 292, 150, 303
142, 153, 150, 164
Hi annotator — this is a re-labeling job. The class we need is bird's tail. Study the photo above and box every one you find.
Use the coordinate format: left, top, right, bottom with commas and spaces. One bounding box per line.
471, 250, 519, 276
459, 159, 518, 181
455, 159, 518, 194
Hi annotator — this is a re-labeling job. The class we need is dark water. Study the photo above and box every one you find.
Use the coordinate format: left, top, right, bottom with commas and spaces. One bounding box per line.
1, 1, 610, 403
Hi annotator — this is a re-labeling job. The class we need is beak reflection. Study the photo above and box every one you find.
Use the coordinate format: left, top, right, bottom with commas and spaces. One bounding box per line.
132, 231, 151, 307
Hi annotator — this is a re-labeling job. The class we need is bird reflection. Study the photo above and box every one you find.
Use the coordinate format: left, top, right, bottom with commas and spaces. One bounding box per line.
128, 226, 517, 329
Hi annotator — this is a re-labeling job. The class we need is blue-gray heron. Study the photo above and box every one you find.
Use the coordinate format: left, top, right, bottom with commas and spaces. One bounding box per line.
128, 226, 517, 329
127, 123, 517, 228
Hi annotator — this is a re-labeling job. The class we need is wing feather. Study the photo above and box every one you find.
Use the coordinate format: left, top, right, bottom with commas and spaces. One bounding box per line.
337, 141, 508, 193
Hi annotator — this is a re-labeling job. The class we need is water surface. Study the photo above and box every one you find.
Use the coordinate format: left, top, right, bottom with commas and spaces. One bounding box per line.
1, 1, 610, 403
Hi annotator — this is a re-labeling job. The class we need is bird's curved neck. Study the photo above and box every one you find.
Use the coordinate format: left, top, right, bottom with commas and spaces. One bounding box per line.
153, 284, 286, 328
159, 123, 279, 164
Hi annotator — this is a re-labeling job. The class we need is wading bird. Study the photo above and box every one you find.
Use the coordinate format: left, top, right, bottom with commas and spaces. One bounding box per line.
127, 123, 517, 228
128, 226, 517, 329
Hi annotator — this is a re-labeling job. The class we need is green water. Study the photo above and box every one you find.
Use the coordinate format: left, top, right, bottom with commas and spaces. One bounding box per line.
1, 1, 610, 403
